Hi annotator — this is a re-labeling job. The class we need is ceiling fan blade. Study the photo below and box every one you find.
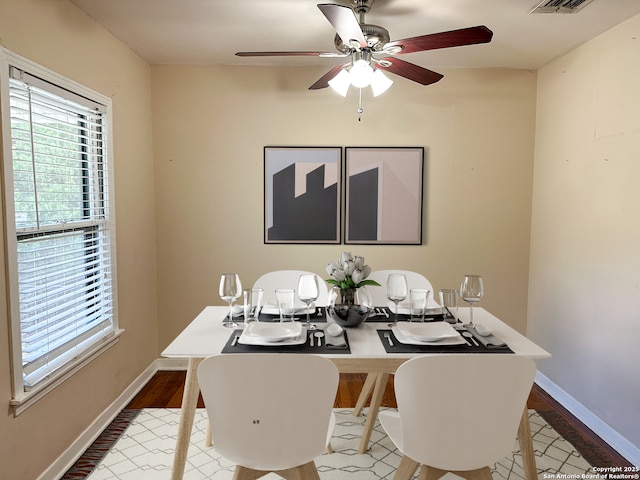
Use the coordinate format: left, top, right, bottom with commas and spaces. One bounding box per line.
309, 64, 346, 90
376, 57, 443, 85
318, 4, 367, 48
385, 26, 493, 55
236, 51, 346, 58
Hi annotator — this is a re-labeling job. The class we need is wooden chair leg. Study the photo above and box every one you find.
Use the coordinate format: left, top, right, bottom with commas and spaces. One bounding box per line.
204, 423, 212, 447
455, 467, 494, 480
518, 407, 538, 480
420, 466, 448, 480
353, 372, 377, 417
278, 461, 321, 480
232, 466, 269, 480
394, 455, 420, 480
233, 462, 320, 480
421, 466, 493, 480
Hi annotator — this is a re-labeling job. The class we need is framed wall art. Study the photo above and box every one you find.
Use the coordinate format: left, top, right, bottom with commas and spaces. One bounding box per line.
344, 147, 424, 245
264, 146, 341, 244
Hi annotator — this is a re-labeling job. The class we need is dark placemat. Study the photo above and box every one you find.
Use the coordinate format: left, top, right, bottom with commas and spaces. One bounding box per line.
221, 328, 350, 354
366, 306, 446, 323
376, 329, 514, 354
226, 307, 328, 323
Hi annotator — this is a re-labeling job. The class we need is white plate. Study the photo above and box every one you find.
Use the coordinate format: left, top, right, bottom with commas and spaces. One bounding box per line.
385, 302, 443, 316
391, 325, 466, 346
242, 322, 302, 342
261, 304, 312, 316
239, 325, 307, 346
396, 321, 461, 342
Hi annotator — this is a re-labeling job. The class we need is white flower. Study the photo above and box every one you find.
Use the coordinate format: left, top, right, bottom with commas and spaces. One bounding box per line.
343, 260, 356, 276
325, 251, 380, 290
339, 251, 353, 265
351, 268, 364, 285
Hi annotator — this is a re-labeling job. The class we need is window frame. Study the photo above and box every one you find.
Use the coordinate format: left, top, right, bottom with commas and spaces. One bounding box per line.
0, 48, 121, 414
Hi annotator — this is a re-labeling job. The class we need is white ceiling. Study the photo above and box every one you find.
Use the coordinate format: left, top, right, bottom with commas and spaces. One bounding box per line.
70, 0, 640, 70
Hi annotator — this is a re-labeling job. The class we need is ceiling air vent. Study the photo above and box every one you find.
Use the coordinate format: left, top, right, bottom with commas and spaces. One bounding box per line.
530, 0, 595, 14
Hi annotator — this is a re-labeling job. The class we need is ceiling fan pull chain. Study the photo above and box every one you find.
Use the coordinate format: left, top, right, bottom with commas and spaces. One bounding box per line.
358, 88, 364, 121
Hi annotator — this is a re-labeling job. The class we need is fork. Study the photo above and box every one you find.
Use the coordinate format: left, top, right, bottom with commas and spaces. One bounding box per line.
384, 332, 394, 347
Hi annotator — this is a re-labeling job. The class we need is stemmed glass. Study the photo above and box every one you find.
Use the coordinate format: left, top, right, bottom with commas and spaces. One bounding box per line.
386, 274, 408, 325
219, 273, 242, 328
460, 275, 484, 327
297, 274, 319, 330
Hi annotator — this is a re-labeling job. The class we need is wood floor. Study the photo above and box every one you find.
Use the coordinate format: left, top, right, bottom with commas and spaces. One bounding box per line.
127, 371, 632, 468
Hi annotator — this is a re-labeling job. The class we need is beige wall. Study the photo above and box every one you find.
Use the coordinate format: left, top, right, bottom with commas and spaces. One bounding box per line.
528, 13, 640, 456
0, 1, 158, 479
152, 65, 537, 348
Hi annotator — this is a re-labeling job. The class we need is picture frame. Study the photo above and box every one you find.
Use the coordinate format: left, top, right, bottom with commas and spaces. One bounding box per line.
264, 146, 341, 244
344, 147, 424, 245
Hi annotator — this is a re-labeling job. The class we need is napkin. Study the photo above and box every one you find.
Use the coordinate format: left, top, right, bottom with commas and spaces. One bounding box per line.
325, 332, 348, 349
466, 326, 507, 349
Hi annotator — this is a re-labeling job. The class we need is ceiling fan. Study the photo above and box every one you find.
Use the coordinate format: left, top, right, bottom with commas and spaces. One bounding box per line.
236, 0, 493, 96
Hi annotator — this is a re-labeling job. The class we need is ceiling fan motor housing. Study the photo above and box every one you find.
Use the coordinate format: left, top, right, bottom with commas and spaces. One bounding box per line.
334, 23, 391, 53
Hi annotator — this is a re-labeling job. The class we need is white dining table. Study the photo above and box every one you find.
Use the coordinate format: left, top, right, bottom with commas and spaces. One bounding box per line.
162, 306, 551, 480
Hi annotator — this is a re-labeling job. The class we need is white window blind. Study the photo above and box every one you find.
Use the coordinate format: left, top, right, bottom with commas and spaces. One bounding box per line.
5, 64, 117, 391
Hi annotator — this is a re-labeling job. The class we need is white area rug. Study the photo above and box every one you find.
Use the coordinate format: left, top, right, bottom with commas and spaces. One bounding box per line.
86, 408, 592, 480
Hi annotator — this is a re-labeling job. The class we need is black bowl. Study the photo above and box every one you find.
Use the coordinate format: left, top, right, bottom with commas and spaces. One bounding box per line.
328, 304, 373, 328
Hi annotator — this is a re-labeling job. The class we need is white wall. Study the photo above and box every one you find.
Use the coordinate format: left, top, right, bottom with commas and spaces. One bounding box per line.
0, 1, 158, 479
528, 13, 640, 463
151, 65, 538, 349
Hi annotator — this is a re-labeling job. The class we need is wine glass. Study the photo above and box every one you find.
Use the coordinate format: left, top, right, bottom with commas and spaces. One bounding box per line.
219, 273, 242, 328
460, 275, 484, 327
297, 274, 319, 330
386, 274, 408, 325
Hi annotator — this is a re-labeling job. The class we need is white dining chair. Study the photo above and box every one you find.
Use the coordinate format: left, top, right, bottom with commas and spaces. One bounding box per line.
379, 354, 537, 480
197, 354, 339, 480
253, 270, 329, 307
366, 269, 439, 308
353, 269, 438, 419
202, 270, 329, 449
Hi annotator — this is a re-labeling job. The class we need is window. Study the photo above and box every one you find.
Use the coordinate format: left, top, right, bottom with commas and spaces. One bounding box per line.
1, 50, 120, 413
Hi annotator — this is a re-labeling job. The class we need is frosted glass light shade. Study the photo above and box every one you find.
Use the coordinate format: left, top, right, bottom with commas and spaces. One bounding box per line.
328, 69, 350, 96
349, 59, 374, 88
371, 69, 393, 96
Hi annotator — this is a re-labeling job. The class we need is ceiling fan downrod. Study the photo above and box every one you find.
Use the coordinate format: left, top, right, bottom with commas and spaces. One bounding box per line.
350, 0, 373, 22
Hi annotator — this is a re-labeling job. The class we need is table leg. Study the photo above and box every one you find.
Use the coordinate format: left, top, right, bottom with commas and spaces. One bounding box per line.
353, 373, 377, 417
171, 357, 203, 480
358, 372, 389, 453
518, 406, 538, 480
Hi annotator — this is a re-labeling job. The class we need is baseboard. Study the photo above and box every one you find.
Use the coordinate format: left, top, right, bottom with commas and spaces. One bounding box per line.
37, 360, 160, 480
535, 372, 640, 466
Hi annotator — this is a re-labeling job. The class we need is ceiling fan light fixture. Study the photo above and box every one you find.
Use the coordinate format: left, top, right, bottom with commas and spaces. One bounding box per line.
349, 58, 374, 88
370, 69, 393, 96
328, 68, 351, 96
